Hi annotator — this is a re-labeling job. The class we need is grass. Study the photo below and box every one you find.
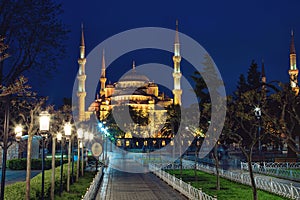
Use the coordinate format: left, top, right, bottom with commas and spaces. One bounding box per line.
54, 171, 96, 200
166, 169, 289, 200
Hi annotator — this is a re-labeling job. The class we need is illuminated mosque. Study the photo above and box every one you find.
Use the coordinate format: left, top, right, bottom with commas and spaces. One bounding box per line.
76, 22, 183, 139
75, 21, 299, 142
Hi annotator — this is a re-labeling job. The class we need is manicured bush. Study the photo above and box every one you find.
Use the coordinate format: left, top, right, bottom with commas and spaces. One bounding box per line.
7, 158, 67, 170
55, 171, 96, 200
4, 162, 82, 200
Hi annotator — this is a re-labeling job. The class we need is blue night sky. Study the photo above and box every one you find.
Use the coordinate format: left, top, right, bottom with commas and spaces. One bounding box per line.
32, 0, 300, 106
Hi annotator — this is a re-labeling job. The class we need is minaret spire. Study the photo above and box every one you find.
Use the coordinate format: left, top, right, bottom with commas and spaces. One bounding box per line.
101, 49, 106, 78
261, 59, 266, 80
81, 23, 85, 47
132, 60, 136, 70
291, 30, 296, 55
288, 29, 299, 95
172, 20, 182, 105
100, 49, 107, 97
77, 24, 87, 121
261, 59, 267, 100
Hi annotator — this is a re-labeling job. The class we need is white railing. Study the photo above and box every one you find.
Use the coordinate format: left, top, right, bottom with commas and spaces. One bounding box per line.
194, 162, 300, 200
150, 164, 217, 200
82, 166, 104, 200
257, 162, 300, 169
266, 162, 300, 169
241, 162, 300, 181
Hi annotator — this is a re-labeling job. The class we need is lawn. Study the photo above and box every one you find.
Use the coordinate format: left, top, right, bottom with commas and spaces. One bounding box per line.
54, 171, 96, 200
166, 169, 289, 200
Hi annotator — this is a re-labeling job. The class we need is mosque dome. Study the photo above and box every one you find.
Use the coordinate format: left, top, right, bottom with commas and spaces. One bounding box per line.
119, 69, 149, 82
119, 61, 150, 83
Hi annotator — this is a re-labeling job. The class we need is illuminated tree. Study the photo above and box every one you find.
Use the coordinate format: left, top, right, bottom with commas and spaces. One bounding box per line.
264, 83, 300, 156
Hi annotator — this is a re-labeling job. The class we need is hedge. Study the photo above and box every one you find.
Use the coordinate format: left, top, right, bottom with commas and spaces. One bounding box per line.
7, 158, 68, 170
4, 162, 80, 200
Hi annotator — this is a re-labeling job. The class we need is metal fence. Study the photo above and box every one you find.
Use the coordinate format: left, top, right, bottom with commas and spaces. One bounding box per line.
149, 164, 217, 200
196, 162, 300, 200
241, 162, 300, 181
82, 166, 104, 200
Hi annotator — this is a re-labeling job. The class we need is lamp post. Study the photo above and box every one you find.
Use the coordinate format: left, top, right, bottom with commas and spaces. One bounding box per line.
39, 111, 50, 200
84, 131, 89, 172
76, 128, 84, 181
0, 96, 10, 200
87, 132, 94, 168
50, 133, 57, 200
254, 106, 262, 154
102, 122, 108, 161
71, 138, 74, 184
80, 141, 84, 176
15, 125, 23, 159
56, 132, 64, 196
64, 122, 72, 192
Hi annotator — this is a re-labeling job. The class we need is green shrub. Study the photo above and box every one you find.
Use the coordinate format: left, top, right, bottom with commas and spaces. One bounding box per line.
4, 162, 83, 200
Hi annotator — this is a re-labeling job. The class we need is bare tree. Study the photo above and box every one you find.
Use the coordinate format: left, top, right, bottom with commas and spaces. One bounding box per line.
12, 96, 47, 200
0, 0, 68, 86
226, 90, 267, 200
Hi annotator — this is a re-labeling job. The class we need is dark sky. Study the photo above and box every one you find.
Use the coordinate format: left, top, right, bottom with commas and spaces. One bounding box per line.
33, 0, 300, 106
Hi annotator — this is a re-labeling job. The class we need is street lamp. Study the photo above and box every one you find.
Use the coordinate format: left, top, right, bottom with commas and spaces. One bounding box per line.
39, 111, 50, 200
76, 128, 84, 181
80, 140, 84, 176
15, 125, 23, 159
64, 122, 72, 192
15, 125, 23, 142
56, 132, 64, 196
254, 106, 262, 154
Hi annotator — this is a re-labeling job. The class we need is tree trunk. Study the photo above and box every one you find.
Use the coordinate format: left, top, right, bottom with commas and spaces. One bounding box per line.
212, 146, 220, 190
51, 136, 56, 200
67, 140, 71, 192
194, 148, 198, 182
180, 155, 182, 178
76, 139, 80, 181
247, 153, 257, 200
25, 134, 32, 200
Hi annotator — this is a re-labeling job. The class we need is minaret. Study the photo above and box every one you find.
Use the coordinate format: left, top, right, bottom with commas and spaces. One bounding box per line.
289, 30, 299, 95
172, 20, 182, 105
100, 49, 107, 97
261, 59, 267, 100
132, 60, 136, 70
77, 24, 87, 121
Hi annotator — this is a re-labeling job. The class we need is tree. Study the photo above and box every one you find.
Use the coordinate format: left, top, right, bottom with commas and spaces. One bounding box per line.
247, 60, 261, 90
191, 54, 226, 190
235, 60, 261, 99
264, 83, 300, 156
226, 89, 266, 200
48, 104, 72, 200
235, 74, 248, 98
12, 96, 47, 200
0, 0, 68, 86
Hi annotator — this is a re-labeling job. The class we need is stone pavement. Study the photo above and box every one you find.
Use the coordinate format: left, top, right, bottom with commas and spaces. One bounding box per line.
1, 169, 41, 185
96, 151, 187, 200
96, 167, 187, 200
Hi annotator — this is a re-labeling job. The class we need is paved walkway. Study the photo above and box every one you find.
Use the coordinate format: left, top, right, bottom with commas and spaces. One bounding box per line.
96, 167, 187, 200
96, 151, 187, 200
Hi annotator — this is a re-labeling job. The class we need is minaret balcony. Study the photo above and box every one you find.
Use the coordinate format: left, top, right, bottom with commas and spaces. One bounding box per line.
173, 55, 181, 63
78, 58, 86, 65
